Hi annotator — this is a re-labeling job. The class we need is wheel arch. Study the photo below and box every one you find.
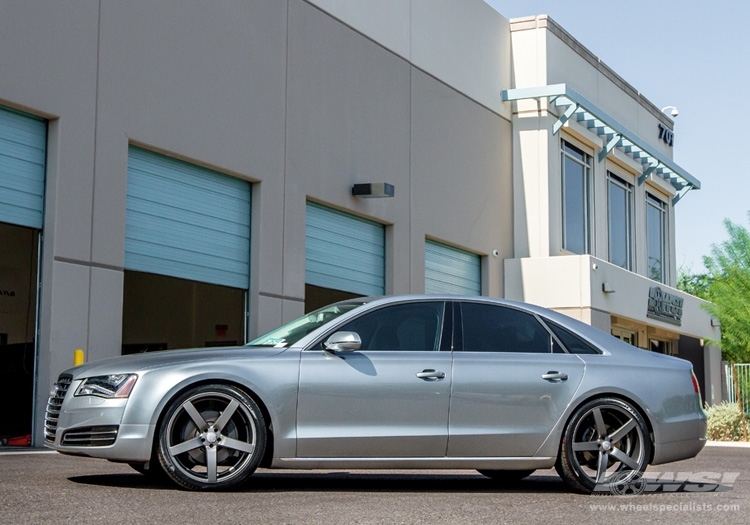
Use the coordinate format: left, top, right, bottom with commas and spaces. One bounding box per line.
558, 391, 656, 465
151, 378, 275, 468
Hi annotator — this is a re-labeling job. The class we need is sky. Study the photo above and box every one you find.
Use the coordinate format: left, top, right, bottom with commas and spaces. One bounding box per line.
484, 0, 750, 274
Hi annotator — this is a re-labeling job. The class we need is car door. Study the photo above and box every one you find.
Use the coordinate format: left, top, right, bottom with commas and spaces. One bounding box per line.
448, 301, 585, 457
297, 300, 452, 458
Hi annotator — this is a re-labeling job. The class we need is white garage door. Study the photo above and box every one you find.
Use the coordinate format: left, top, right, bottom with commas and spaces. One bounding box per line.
425, 240, 481, 295
306, 202, 385, 296
0, 107, 46, 229
125, 147, 251, 289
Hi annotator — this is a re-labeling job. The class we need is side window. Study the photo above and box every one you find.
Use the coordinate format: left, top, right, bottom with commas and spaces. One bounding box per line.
546, 322, 601, 355
646, 193, 668, 283
561, 140, 592, 255
337, 302, 445, 351
460, 303, 551, 353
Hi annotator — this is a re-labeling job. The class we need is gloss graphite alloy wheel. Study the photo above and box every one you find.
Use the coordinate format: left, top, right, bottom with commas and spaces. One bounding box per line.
558, 397, 651, 494
157, 384, 266, 490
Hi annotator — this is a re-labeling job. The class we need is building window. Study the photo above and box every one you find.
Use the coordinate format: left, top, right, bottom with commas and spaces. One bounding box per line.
650, 339, 673, 355
646, 193, 668, 282
561, 140, 592, 254
611, 327, 637, 347
607, 173, 634, 270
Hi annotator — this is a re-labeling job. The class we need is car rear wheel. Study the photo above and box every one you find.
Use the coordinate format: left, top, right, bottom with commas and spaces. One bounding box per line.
477, 469, 535, 483
157, 384, 266, 490
558, 397, 651, 494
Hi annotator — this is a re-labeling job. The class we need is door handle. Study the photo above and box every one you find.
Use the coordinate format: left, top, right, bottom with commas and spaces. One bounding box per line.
416, 369, 446, 380
542, 371, 568, 382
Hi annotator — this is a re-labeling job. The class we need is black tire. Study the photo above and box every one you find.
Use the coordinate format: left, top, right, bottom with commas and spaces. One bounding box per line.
558, 397, 651, 494
477, 469, 535, 483
157, 384, 266, 490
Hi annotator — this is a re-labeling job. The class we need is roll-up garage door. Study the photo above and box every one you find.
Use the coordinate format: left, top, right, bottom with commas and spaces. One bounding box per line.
0, 107, 46, 229
306, 202, 385, 296
425, 240, 481, 295
125, 147, 251, 289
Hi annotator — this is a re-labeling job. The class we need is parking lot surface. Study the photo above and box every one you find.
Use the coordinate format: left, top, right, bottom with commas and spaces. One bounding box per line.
0, 443, 748, 524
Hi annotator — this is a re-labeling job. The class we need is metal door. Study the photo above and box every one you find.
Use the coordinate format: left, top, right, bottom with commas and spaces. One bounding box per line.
296, 301, 451, 458
125, 147, 251, 289
448, 301, 585, 457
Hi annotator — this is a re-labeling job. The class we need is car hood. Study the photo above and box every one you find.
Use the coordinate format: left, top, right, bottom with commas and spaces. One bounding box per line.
61, 346, 288, 379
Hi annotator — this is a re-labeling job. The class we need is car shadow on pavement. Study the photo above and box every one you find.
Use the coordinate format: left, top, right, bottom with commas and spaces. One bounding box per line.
68, 470, 571, 494
243, 472, 570, 494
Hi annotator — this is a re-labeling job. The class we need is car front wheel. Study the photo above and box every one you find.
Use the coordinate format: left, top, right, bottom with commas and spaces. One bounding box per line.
157, 384, 266, 490
558, 397, 651, 494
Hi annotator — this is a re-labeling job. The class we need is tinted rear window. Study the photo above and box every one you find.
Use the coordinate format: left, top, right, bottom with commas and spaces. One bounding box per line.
546, 321, 601, 355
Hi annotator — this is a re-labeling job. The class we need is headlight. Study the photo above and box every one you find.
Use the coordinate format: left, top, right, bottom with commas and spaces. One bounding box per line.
75, 374, 138, 398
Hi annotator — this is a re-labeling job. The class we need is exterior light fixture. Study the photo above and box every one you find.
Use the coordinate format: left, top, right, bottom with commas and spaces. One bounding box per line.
661, 106, 679, 118
602, 282, 615, 293
352, 183, 395, 198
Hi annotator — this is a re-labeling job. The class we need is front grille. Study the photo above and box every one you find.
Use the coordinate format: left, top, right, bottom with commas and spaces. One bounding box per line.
61, 425, 119, 447
44, 374, 72, 443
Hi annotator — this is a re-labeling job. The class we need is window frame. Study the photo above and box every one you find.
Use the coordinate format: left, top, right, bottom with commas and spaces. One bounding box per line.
561, 139, 593, 255
646, 192, 669, 283
607, 171, 635, 270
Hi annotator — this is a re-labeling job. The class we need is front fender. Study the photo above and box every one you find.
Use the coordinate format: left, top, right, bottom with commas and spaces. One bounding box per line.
120, 350, 301, 460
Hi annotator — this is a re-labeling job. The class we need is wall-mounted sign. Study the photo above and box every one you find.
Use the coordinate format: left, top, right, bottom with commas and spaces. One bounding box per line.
658, 123, 674, 147
647, 286, 683, 326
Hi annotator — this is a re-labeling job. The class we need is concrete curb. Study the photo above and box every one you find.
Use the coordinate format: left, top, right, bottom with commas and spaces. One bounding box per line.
0, 448, 56, 455
706, 440, 750, 448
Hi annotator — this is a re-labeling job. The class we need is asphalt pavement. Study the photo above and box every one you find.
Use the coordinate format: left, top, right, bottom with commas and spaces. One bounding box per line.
1, 443, 748, 524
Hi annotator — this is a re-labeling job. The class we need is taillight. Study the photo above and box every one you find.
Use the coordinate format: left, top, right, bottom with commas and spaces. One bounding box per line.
691, 370, 701, 394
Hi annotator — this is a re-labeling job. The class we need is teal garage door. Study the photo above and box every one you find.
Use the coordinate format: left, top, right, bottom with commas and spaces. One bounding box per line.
306, 202, 385, 296
125, 147, 251, 289
425, 240, 481, 295
0, 107, 46, 229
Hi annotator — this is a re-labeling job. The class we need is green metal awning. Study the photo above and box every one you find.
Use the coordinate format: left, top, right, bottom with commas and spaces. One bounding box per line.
502, 84, 700, 204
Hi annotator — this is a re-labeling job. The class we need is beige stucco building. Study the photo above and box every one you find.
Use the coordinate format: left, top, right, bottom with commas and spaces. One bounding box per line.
502, 16, 720, 403
0, 1, 718, 447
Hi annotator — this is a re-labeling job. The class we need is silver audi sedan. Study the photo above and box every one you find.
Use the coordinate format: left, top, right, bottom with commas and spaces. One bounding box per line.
45, 295, 706, 493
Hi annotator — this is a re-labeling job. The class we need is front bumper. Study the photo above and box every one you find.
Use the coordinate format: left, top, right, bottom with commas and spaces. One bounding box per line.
47, 423, 154, 461
45, 377, 154, 462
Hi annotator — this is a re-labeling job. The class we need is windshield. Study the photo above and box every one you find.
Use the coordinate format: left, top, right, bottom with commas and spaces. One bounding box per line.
246, 302, 364, 348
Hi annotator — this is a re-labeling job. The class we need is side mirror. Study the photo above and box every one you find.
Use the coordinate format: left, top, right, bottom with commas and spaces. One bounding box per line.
323, 331, 361, 352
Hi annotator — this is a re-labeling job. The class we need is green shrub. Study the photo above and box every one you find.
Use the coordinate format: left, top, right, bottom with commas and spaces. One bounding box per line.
705, 401, 749, 441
